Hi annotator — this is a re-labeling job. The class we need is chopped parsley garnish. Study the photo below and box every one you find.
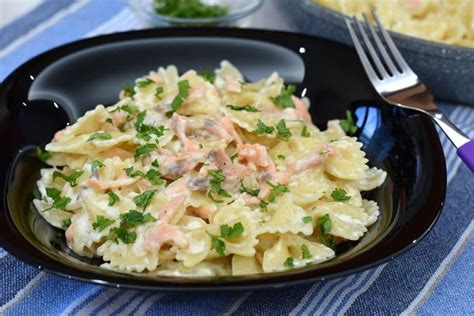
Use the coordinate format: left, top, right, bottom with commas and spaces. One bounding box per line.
45, 187, 71, 211
252, 120, 274, 135
124, 166, 145, 178
273, 84, 296, 108
277, 154, 286, 160
154, 0, 229, 18
155, 86, 164, 98
211, 235, 226, 256
120, 210, 157, 228
36, 146, 51, 162
239, 180, 260, 197
284, 256, 294, 268
112, 104, 138, 115
137, 78, 154, 88
340, 111, 357, 135
107, 191, 120, 206
133, 190, 156, 209
266, 181, 289, 202
135, 111, 146, 130
122, 84, 135, 98
92, 215, 115, 232
151, 159, 159, 168
135, 143, 157, 160
87, 132, 112, 142
317, 214, 336, 251
331, 188, 351, 201
166, 80, 190, 118
301, 125, 310, 137
207, 169, 230, 203
138, 125, 167, 142
52, 170, 84, 187
301, 244, 312, 259
108, 227, 137, 244
226, 104, 260, 112
220, 222, 244, 240
259, 200, 269, 212
145, 169, 164, 185
62, 218, 71, 229
107, 210, 156, 244
276, 119, 292, 141
200, 70, 215, 83
302, 216, 312, 224
106, 118, 113, 124
91, 160, 104, 173
318, 214, 332, 235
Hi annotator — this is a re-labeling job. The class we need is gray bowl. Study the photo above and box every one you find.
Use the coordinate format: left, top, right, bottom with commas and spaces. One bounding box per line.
277, 0, 474, 106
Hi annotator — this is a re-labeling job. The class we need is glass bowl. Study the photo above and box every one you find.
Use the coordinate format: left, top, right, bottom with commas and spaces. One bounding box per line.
129, 0, 264, 27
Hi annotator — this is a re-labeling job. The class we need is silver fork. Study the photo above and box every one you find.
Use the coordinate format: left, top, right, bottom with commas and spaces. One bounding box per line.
345, 12, 474, 172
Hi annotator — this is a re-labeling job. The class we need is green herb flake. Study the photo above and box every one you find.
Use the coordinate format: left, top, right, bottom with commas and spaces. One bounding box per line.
207, 169, 231, 203
252, 120, 274, 135
302, 216, 312, 224
259, 200, 269, 212
276, 119, 292, 141
277, 154, 286, 160
273, 85, 296, 108
155, 86, 164, 98
226, 104, 260, 112
135, 111, 147, 131
120, 209, 157, 228
124, 166, 145, 178
266, 181, 289, 203
331, 188, 351, 202
52, 170, 84, 187
92, 215, 115, 232
301, 125, 310, 137
108, 226, 137, 244
91, 160, 104, 173
151, 159, 159, 168
239, 180, 260, 197
220, 222, 244, 240
318, 214, 332, 235
135, 143, 157, 160
87, 132, 112, 142
284, 256, 294, 268
36, 146, 51, 162
133, 190, 156, 209
301, 244, 312, 259
340, 111, 357, 135
145, 169, 164, 185
122, 84, 136, 98
154, 0, 229, 18
200, 70, 215, 83
107, 191, 120, 206
45, 187, 71, 211
113, 104, 138, 115
137, 78, 154, 88
211, 236, 226, 256
62, 218, 71, 229
166, 80, 190, 118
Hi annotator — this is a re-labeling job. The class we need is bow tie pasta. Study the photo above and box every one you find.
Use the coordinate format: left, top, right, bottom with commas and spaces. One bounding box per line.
33, 61, 386, 276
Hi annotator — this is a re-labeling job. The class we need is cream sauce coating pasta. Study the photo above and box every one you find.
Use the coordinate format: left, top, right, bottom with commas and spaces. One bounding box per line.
33, 61, 386, 276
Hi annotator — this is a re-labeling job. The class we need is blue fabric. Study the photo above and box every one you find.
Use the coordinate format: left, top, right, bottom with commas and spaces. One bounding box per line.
0, 1, 473, 315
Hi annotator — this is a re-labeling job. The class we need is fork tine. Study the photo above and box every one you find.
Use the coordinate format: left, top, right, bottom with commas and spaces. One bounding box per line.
362, 13, 399, 76
372, 11, 413, 74
353, 15, 389, 79
345, 18, 380, 84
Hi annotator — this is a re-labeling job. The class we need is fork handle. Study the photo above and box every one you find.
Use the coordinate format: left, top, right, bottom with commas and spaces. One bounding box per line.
427, 111, 474, 172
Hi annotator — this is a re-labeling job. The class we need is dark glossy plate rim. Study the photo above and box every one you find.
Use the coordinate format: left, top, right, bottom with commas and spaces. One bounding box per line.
0, 27, 447, 290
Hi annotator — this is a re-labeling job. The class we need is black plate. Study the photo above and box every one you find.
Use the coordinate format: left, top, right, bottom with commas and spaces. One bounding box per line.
0, 28, 446, 291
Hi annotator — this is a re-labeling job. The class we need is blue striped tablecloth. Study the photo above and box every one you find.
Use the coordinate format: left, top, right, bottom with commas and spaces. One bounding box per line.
0, 1, 472, 315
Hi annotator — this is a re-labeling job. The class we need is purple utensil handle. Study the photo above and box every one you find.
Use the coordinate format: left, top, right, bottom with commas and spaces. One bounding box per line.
457, 140, 474, 172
